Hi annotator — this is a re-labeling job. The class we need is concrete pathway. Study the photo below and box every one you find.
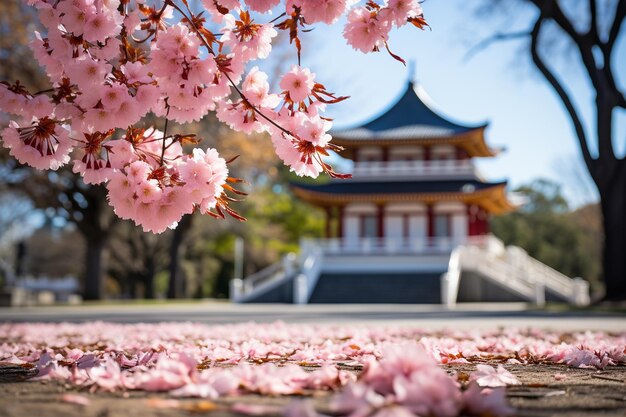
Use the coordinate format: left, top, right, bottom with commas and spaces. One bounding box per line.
1, 302, 625, 331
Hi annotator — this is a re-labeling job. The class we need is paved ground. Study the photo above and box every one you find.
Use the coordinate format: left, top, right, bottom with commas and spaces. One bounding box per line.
1, 364, 625, 417
2, 302, 626, 416
1, 302, 625, 331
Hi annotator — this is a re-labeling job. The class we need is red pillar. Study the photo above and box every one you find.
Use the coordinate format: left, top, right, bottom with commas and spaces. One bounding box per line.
427, 204, 434, 238
325, 206, 332, 238
424, 146, 431, 161
337, 206, 344, 238
377, 204, 385, 238
467, 204, 475, 236
483, 209, 491, 234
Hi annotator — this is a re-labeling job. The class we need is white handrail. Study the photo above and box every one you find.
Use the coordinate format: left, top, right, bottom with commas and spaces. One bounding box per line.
353, 159, 478, 178
293, 246, 323, 304
441, 247, 462, 307
231, 253, 298, 303
301, 236, 492, 256
442, 238, 590, 307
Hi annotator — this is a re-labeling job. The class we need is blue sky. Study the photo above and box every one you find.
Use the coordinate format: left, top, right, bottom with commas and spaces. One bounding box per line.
294, 0, 626, 207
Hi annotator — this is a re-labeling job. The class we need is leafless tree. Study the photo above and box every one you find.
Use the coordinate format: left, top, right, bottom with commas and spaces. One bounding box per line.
471, 0, 625, 300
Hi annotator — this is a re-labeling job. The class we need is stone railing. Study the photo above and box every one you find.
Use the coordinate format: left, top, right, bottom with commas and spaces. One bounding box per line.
300, 235, 494, 256
353, 159, 477, 178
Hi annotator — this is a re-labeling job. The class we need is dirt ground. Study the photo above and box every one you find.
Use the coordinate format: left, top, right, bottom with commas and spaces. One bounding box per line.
1, 364, 625, 417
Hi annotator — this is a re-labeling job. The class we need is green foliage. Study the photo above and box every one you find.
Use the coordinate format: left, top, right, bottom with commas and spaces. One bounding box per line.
491, 179, 601, 289
248, 185, 325, 251
178, 184, 324, 299
515, 179, 569, 214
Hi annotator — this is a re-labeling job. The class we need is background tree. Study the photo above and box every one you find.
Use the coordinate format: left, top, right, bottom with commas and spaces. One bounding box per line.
0, 0, 119, 300
473, 0, 625, 300
107, 221, 169, 299
1, 159, 119, 299
492, 179, 601, 291
21, 224, 85, 279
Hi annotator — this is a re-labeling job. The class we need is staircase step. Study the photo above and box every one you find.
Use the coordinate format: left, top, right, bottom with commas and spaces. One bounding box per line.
309, 272, 444, 304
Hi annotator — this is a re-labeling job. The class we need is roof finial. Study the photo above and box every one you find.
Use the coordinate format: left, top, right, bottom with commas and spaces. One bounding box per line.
408, 59, 417, 85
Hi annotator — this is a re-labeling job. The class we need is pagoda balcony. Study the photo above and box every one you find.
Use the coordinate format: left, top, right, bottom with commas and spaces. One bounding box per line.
352, 159, 478, 179
301, 235, 497, 256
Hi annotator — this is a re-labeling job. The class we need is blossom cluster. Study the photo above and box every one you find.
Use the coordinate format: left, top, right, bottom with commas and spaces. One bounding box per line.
0, 0, 428, 233
2, 322, 626, 416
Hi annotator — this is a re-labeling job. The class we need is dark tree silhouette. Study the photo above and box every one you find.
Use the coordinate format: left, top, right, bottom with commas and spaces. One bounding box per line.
473, 0, 626, 300
2, 165, 118, 299
0, 0, 118, 300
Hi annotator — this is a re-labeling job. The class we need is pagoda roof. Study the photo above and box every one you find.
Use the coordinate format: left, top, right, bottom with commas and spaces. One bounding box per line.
331, 82, 498, 157
291, 179, 515, 214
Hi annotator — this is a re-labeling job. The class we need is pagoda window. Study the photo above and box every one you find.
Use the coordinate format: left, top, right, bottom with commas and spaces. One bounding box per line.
356, 147, 383, 163
434, 214, 451, 238
384, 203, 427, 245
344, 203, 378, 241
389, 146, 423, 163
431, 145, 456, 161
361, 215, 378, 238
433, 202, 467, 241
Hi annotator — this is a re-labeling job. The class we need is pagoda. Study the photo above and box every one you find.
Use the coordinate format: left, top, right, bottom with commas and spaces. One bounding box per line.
292, 81, 514, 250
230, 80, 590, 306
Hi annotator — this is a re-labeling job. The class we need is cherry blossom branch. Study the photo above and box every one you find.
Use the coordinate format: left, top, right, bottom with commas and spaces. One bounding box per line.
166, 0, 300, 141
0, 0, 428, 233
160, 101, 171, 165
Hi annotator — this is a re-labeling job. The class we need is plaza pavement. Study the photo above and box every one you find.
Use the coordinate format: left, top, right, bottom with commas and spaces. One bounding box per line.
2, 302, 626, 417
1, 301, 625, 331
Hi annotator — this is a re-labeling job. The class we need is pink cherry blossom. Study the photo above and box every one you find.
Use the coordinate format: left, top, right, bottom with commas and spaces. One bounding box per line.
3, 322, 626, 416
300, 0, 351, 24
283, 399, 323, 417
343, 7, 391, 53
245, 0, 280, 13
222, 15, 278, 63
280, 65, 315, 103
370, 406, 415, 417
379, 0, 423, 27
60, 394, 91, 406
462, 382, 515, 417
65, 58, 111, 90
0, 0, 429, 233
82, 7, 123, 43
1, 118, 73, 170
470, 364, 520, 388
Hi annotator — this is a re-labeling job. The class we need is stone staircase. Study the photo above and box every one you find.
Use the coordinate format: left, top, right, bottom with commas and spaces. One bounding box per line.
441, 240, 590, 307
232, 236, 590, 306
308, 272, 443, 303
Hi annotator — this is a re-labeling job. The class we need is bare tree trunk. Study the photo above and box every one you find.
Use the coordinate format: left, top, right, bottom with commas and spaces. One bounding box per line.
83, 235, 105, 300
599, 163, 626, 301
77, 187, 116, 301
144, 258, 156, 299
167, 214, 192, 299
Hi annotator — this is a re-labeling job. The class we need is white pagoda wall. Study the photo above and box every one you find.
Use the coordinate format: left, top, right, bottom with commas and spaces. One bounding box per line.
389, 146, 424, 161
341, 202, 468, 242
433, 202, 467, 242
384, 203, 427, 241
343, 203, 377, 243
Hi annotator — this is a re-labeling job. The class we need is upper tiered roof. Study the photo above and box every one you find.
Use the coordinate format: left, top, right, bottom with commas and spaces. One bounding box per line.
331, 82, 498, 157
291, 179, 515, 214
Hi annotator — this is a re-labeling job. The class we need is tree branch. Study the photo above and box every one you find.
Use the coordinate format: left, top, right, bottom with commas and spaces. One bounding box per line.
607, 0, 626, 48
530, 0, 602, 92
464, 30, 531, 61
588, 0, 599, 41
530, 15, 595, 176
529, 0, 582, 42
